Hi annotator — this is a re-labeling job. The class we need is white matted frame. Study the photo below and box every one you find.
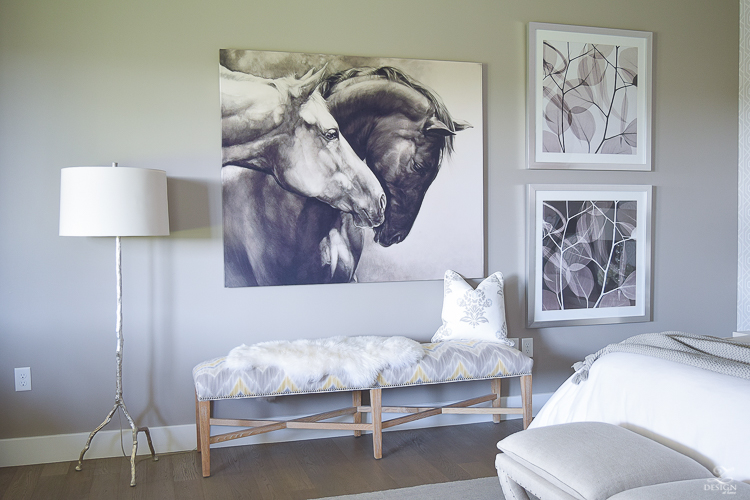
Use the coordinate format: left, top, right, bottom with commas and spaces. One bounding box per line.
527, 23, 653, 170
527, 185, 653, 328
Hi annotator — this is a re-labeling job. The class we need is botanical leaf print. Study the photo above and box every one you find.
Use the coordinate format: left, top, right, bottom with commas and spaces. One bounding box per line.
497, 322, 508, 338
541, 40, 638, 155
444, 270, 462, 295
435, 323, 452, 338
487, 274, 504, 298
541, 199, 637, 311
458, 289, 493, 327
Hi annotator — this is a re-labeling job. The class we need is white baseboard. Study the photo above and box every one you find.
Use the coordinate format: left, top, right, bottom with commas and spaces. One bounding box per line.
0, 392, 552, 468
0, 423, 197, 468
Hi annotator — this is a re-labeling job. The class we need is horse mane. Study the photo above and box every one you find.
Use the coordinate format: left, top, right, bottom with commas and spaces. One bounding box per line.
318, 66, 457, 156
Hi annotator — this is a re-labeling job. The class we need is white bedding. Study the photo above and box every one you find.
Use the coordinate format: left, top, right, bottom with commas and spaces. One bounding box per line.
531, 351, 750, 483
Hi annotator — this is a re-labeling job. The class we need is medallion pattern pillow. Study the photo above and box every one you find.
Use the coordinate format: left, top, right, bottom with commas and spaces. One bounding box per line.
431, 270, 513, 345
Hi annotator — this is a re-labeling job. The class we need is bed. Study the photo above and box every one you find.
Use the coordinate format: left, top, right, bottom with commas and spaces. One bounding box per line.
530, 343, 750, 483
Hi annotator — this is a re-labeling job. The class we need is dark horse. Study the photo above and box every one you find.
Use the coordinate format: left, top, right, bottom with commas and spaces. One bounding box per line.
313, 66, 471, 280
320, 67, 471, 248
225, 66, 470, 286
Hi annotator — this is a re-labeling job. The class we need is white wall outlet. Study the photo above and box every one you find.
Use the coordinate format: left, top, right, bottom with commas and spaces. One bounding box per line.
521, 338, 533, 357
507, 338, 519, 350
14, 367, 31, 391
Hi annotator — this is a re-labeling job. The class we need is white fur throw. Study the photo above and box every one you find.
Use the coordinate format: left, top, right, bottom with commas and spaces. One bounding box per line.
225, 336, 425, 388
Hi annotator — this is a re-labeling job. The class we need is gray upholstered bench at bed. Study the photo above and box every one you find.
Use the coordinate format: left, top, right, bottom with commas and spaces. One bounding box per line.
495, 422, 750, 500
193, 339, 533, 477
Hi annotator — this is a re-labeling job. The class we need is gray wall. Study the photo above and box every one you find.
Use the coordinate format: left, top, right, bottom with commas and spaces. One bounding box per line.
0, 0, 739, 439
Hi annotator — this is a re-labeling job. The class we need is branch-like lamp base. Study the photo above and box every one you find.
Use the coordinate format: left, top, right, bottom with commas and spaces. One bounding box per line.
74, 236, 158, 487
75, 398, 158, 486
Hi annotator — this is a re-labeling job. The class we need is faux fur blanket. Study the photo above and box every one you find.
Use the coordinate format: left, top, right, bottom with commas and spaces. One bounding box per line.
572, 331, 750, 384
225, 336, 425, 388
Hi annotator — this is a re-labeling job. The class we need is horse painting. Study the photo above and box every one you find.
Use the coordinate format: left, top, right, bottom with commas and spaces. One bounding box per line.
221, 49, 484, 287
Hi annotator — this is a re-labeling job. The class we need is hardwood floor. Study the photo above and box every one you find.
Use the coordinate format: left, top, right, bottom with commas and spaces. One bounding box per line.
0, 419, 522, 500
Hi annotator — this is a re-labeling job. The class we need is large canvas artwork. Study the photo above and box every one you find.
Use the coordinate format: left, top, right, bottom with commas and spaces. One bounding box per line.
526, 185, 652, 327
527, 23, 653, 170
220, 49, 484, 287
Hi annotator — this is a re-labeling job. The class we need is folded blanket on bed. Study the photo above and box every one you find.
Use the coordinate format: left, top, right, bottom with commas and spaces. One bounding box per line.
572, 331, 750, 384
225, 336, 425, 387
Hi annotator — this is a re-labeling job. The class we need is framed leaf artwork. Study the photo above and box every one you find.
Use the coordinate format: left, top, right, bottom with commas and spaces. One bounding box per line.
527, 23, 653, 170
527, 185, 653, 327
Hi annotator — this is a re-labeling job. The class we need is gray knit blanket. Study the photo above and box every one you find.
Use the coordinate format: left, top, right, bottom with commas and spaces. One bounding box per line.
572, 331, 750, 384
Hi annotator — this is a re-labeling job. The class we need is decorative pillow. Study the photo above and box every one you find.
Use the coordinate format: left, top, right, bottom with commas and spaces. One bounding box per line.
431, 270, 513, 345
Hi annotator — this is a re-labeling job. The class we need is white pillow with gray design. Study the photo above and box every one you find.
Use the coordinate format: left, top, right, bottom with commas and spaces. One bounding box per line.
431, 270, 513, 345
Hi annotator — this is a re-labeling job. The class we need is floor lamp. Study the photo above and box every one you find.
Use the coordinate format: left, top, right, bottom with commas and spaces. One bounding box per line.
59, 163, 169, 487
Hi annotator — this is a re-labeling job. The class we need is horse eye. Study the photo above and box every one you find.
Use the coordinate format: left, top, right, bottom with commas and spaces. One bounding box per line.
413, 161, 428, 173
323, 128, 339, 141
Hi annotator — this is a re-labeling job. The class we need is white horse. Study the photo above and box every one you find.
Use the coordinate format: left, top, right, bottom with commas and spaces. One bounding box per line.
221, 66, 386, 228
221, 66, 386, 286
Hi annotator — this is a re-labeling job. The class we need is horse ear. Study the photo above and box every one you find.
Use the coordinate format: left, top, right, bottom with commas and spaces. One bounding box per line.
424, 117, 455, 137
453, 120, 473, 132
293, 65, 328, 98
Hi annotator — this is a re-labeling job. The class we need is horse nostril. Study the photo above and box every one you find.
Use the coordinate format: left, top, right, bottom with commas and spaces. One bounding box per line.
379, 194, 387, 212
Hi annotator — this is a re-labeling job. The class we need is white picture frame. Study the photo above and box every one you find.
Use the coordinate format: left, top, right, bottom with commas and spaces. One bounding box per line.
527, 184, 653, 327
527, 23, 653, 170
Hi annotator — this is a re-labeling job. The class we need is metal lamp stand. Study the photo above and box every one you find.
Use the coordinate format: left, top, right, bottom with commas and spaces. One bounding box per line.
75, 236, 158, 487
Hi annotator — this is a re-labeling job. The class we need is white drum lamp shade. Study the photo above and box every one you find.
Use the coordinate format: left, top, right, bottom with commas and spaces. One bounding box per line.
60, 166, 169, 237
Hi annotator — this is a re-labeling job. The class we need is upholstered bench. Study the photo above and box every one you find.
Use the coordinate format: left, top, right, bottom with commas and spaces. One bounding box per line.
495, 422, 750, 500
193, 339, 533, 477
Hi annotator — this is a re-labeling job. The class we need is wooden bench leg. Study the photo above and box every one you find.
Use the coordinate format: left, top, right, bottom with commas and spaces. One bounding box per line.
520, 374, 532, 429
370, 388, 382, 459
491, 378, 502, 424
198, 400, 212, 477
195, 392, 201, 453
353, 390, 363, 437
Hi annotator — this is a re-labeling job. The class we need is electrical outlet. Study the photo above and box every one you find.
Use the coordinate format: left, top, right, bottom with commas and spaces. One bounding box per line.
507, 338, 519, 350
14, 367, 31, 391
521, 338, 533, 357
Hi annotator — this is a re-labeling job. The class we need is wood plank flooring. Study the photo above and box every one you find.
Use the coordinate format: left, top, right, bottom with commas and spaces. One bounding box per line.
0, 419, 522, 500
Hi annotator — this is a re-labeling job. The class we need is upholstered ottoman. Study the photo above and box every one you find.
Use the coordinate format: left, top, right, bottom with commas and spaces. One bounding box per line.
495, 422, 750, 500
